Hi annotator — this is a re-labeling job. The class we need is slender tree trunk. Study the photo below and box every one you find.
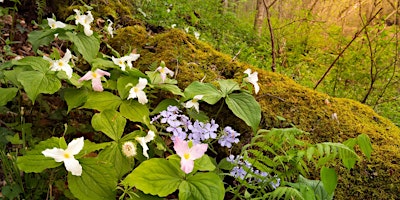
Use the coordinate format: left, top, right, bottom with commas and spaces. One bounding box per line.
254, 0, 266, 36
263, 0, 278, 72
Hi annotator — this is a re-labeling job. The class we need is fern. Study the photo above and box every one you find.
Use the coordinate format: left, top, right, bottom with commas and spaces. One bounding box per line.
314, 142, 359, 169
36, 0, 47, 22
264, 187, 305, 200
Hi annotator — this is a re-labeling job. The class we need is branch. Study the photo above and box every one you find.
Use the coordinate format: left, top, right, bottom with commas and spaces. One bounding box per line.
313, 8, 383, 90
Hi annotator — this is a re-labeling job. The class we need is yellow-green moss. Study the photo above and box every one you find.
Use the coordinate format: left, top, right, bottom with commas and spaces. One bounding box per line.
108, 26, 400, 199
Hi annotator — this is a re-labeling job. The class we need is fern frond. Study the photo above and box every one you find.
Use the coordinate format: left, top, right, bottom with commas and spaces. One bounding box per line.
264, 187, 305, 200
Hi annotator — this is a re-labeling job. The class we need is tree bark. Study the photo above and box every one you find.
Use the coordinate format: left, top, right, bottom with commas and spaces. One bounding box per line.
254, 0, 266, 36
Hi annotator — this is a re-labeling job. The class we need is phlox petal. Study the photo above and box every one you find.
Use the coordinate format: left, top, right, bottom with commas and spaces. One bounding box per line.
42, 148, 65, 162
64, 157, 82, 176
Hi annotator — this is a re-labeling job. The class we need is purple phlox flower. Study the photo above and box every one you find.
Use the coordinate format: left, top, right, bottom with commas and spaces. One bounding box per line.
203, 119, 219, 139
226, 154, 236, 163
270, 176, 281, 189
160, 106, 180, 124
218, 126, 240, 148
166, 120, 186, 141
188, 120, 206, 143
230, 166, 247, 179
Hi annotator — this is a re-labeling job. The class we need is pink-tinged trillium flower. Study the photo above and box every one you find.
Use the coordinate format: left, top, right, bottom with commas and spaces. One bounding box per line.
106, 19, 114, 38
184, 95, 203, 112
74, 9, 94, 36
122, 141, 137, 158
244, 69, 260, 94
43, 49, 73, 79
78, 69, 110, 92
42, 137, 84, 176
173, 137, 208, 174
136, 130, 155, 158
47, 18, 66, 29
127, 78, 148, 104
156, 64, 174, 83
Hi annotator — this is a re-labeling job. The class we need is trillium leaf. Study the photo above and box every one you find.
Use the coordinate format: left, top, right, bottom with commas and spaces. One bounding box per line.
82, 91, 122, 111
193, 155, 216, 172
218, 79, 240, 97
68, 158, 117, 200
92, 109, 126, 141
184, 81, 223, 104
98, 141, 134, 179
150, 99, 180, 115
12, 56, 50, 73
0, 88, 18, 107
120, 100, 150, 126
122, 158, 184, 197
117, 76, 137, 99
16, 137, 62, 173
225, 92, 261, 132
154, 84, 184, 96
65, 32, 100, 63
28, 29, 57, 52
63, 88, 88, 113
178, 172, 225, 200
17, 71, 61, 102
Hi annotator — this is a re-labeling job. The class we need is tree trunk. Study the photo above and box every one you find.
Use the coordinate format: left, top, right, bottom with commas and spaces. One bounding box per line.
254, 0, 266, 36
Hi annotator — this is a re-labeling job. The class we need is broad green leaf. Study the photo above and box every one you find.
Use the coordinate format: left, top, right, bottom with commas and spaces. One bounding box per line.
98, 142, 134, 179
68, 158, 117, 200
154, 84, 184, 96
128, 190, 164, 200
82, 91, 122, 111
320, 167, 337, 196
120, 100, 150, 125
150, 99, 180, 115
17, 137, 62, 173
0, 87, 18, 106
286, 175, 333, 200
218, 79, 240, 97
12, 56, 50, 73
225, 92, 261, 132
65, 32, 100, 63
122, 158, 184, 197
63, 88, 88, 112
92, 109, 126, 141
193, 155, 216, 172
357, 134, 372, 159
28, 29, 57, 52
184, 81, 223, 104
17, 71, 61, 102
76, 140, 111, 159
3, 67, 29, 88
178, 172, 224, 200
91, 58, 117, 69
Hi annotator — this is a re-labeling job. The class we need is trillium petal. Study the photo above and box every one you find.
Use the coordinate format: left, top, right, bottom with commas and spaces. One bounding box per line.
173, 138, 189, 158
188, 143, 208, 160
83, 25, 93, 36
136, 137, 150, 158
62, 64, 73, 79
66, 137, 84, 156
180, 158, 194, 174
64, 157, 82, 176
62, 49, 72, 62
137, 78, 148, 90
91, 77, 104, 91
137, 91, 148, 104
95, 69, 110, 77
144, 130, 155, 143
78, 71, 94, 82
127, 88, 138, 99
42, 148, 65, 162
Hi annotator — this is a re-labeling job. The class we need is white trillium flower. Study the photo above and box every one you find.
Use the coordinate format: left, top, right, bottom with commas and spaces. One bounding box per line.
156, 65, 174, 83
122, 141, 137, 157
244, 68, 260, 94
124, 53, 140, 69
112, 56, 127, 71
128, 78, 148, 104
136, 130, 155, 158
43, 49, 73, 79
74, 9, 94, 36
184, 95, 203, 112
42, 137, 84, 176
47, 18, 66, 29
106, 19, 114, 38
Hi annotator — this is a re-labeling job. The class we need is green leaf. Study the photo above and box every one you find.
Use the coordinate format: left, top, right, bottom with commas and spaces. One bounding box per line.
117, 76, 137, 99
120, 100, 150, 125
63, 88, 88, 112
225, 92, 261, 132
357, 134, 372, 159
17, 137, 62, 173
122, 158, 184, 197
28, 29, 57, 52
154, 84, 184, 96
0, 87, 18, 106
184, 81, 223, 104
12, 56, 50, 73
3, 67, 30, 88
76, 140, 111, 159
92, 109, 126, 141
91, 58, 116, 69
82, 91, 122, 111
68, 158, 117, 200
65, 32, 100, 63
17, 71, 61, 102
150, 99, 180, 115
98, 142, 134, 179
193, 155, 216, 172
218, 79, 240, 97
178, 172, 224, 200
320, 167, 337, 196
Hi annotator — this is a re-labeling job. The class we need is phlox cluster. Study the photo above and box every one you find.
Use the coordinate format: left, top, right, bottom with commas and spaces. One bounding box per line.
151, 105, 240, 148
226, 154, 281, 190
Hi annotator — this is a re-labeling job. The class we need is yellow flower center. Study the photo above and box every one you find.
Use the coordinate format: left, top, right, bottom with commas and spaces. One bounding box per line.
160, 68, 165, 73
134, 87, 139, 93
184, 153, 190, 160
92, 73, 98, 78
58, 61, 63, 67
63, 152, 71, 159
